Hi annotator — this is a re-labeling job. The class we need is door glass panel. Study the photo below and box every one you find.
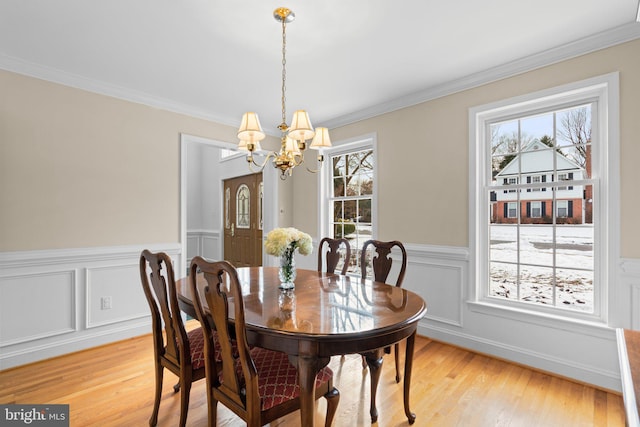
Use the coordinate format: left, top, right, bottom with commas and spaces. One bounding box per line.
236, 184, 250, 229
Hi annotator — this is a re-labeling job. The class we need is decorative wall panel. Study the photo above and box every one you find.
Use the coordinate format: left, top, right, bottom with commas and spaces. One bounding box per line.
0, 243, 181, 369
0, 270, 76, 346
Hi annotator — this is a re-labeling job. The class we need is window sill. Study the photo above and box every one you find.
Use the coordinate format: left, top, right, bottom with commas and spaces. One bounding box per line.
467, 300, 613, 339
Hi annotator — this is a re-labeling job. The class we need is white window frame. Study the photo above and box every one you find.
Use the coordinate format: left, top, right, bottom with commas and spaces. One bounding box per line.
530, 201, 542, 218
558, 172, 569, 191
507, 202, 518, 218
556, 200, 569, 218
319, 134, 377, 272
531, 175, 542, 192
469, 73, 619, 325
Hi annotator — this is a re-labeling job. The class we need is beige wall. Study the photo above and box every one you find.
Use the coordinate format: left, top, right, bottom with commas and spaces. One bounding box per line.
2, 39, 639, 256
294, 39, 640, 257
0, 70, 238, 252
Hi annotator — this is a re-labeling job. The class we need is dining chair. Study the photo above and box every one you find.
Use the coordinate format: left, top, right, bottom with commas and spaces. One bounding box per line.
360, 239, 408, 381
317, 237, 351, 275
189, 257, 340, 427
139, 250, 206, 427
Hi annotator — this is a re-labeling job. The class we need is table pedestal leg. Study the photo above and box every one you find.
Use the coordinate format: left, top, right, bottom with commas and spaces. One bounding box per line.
290, 355, 329, 427
363, 348, 385, 423
296, 355, 317, 427
404, 330, 417, 424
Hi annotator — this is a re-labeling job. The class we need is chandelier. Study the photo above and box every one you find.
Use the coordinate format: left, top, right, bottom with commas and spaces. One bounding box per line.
236, 7, 332, 179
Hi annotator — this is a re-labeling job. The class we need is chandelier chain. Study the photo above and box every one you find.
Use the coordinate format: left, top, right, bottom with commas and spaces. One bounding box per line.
280, 19, 287, 131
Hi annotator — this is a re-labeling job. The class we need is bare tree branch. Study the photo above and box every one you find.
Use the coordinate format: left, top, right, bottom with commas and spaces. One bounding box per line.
558, 107, 590, 168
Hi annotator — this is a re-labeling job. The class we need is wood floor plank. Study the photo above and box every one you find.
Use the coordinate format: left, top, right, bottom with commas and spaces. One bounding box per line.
0, 325, 625, 426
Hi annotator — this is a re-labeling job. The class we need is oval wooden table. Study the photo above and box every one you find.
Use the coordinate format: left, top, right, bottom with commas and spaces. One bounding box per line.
176, 266, 427, 427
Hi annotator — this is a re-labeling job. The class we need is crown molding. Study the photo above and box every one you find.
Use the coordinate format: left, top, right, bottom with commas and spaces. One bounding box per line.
322, 22, 640, 129
0, 53, 240, 128
1, 22, 639, 132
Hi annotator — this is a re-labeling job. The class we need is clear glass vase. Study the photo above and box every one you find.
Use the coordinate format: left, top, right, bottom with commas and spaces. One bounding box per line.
278, 248, 296, 289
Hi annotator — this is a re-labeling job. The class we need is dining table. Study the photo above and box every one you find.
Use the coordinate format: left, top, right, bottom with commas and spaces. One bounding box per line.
176, 266, 427, 427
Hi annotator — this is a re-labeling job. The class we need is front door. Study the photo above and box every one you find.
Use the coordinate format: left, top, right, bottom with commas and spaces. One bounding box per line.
223, 173, 263, 267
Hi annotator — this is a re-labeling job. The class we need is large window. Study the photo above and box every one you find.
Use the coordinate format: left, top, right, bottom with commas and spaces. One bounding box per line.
470, 74, 619, 322
323, 136, 375, 275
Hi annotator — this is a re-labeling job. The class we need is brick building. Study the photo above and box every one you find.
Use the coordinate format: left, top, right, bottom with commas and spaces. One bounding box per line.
491, 140, 589, 224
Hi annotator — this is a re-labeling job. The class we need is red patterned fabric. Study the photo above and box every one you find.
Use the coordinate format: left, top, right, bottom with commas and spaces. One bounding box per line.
187, 327, 237, 369
240, 347, 334, 411
187, 327, 206, 369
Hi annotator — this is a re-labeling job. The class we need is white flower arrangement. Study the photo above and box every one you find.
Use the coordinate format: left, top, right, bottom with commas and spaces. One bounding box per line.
265, 227, 313, 257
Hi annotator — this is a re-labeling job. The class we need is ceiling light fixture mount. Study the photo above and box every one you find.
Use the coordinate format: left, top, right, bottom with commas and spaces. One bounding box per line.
236, 7, 332, 179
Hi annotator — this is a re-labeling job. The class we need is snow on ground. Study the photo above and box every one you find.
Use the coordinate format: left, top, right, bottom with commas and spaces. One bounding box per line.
341, 224, 595, 312
490, 224, 594, 312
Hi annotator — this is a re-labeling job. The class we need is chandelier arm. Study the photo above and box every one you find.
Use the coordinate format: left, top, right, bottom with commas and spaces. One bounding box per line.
305, 155, 325, 174
246, 151, 276, 172
305, 166, 322, 174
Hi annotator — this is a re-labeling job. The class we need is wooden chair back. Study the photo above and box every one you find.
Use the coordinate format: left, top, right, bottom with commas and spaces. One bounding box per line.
140, 250, 190, 373
359, 240, 409, 387
318, 237, 352, 275
190, 258, 259, 419
189, 257, 340, 426
360, 240, 407, 287
140, 250, 205, 426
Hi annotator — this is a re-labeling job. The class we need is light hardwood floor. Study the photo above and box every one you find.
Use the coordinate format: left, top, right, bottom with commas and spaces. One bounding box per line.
0, 321, 625, 426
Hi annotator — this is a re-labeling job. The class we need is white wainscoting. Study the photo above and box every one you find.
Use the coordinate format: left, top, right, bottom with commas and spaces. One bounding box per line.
186, 229, 221, 267
403, 243, 468, 329
1, 270, 77, 347
621, 259, 640, 330
0, 243, 181, 370
404, 245, 640, 392
3, 240, 638, 392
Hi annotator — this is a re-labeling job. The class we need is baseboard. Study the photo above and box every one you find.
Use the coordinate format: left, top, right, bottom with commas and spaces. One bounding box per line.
418, 322, 621, 392
0, 321, 151, 370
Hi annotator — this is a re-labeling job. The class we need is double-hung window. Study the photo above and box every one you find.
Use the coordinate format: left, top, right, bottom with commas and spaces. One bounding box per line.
556, 200, 569, 218
470, 74, 619, 322
530, 175, 542, 192
530, 201, 542, 218
323, 135, 376, 275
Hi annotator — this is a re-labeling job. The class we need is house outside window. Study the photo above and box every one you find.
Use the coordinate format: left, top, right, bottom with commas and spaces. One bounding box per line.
323, 136, 376, 275
530, 175, 542, 192
504, 177, 518, 193
557, 200, 570, 218
530, 201, 542, 218
470, 73, 619, 323
557, 173, 574, 191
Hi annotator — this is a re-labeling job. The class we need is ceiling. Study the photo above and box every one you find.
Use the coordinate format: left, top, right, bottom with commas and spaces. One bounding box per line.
1, 1, 639, 136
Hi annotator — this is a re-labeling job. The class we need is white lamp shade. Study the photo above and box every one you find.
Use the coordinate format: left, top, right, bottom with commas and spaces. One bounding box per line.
309, 127, 332, 150
237, 112, 266, 142
284, 136, 301, 154
288, 110, 315, 141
